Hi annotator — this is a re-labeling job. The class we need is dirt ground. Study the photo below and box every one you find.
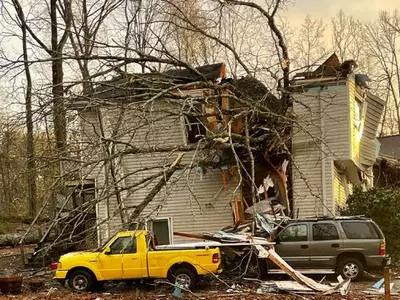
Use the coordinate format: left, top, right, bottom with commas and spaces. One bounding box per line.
0, 272, 395, 300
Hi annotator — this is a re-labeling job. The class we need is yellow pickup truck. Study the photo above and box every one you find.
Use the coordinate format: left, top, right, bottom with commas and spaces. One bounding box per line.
53, 230, 221, 292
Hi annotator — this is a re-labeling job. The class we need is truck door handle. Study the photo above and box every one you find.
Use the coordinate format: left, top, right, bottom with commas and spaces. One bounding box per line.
331, 243, 340, 248
131, 257, 137, 260
301, 245, 308, 249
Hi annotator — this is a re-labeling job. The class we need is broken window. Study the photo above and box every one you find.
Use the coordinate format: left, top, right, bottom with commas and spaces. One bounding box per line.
280, 224, 308, 242
184, 105, 206, 144
312, 223, 339, 241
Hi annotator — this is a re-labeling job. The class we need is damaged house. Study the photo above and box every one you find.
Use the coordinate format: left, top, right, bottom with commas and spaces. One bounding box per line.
62, 54, 385, 248
291, 54, 385, 217
67, 63, 287, 246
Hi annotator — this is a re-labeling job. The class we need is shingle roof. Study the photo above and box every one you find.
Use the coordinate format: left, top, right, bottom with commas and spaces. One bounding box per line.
90, 63, 226, 99
164, 63, 226, 82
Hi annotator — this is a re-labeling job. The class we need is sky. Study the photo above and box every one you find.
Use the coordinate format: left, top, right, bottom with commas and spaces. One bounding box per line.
284, 0, 398, 25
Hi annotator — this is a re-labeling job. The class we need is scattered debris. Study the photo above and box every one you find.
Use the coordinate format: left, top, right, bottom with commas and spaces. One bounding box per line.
363, 278, 398, 296
172, 284, 183, 298
173, 215, 351, 296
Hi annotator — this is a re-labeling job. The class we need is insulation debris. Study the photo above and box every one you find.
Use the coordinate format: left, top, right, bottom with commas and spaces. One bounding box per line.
363, 278, 398, 296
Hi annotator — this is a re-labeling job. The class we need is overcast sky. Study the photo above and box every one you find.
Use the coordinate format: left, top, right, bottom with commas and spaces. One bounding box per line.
284, 0, 398, 25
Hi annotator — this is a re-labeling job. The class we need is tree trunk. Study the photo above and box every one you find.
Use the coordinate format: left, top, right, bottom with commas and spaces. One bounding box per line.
51, 0, 67, 153
12, 0, 37, 217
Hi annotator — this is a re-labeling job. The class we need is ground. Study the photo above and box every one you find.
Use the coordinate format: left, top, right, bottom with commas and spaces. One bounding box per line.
0, 269, 398, 300
0, 245, 397, 299
0, 279, 397, 300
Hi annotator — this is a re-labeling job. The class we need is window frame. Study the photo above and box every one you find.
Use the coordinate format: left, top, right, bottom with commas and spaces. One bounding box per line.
182, 103, 207, 144
147, 217, 173, 245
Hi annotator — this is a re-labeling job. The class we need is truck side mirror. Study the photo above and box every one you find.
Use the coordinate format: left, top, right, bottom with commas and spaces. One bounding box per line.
104, 247, 111, 255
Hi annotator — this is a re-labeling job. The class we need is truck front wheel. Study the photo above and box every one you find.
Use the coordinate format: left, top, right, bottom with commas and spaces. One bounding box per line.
68, 269, 95, 292
169, 267, 197, 290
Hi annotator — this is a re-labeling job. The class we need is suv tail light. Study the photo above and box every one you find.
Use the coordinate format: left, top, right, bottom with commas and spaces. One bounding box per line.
212, 253, 219, 263
379, 242, 385, 256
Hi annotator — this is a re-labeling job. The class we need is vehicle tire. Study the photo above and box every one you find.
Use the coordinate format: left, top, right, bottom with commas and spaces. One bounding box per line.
68, 269, 95, 292
169, 267, 197, 290
337, 258, 364, 281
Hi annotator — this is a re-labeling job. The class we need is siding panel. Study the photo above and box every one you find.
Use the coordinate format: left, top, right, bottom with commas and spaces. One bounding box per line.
292, 82, 350, 217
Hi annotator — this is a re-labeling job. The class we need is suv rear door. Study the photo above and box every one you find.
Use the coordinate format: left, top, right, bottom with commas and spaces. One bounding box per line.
273, 222, 310, 268
309, 222, 343, 268
340, 221, 384, 262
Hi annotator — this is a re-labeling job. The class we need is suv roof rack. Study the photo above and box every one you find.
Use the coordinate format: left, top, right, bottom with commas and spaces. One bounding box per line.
290, 215, 370, 222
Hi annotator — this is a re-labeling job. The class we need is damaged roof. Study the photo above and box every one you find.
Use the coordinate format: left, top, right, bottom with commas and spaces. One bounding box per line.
91, 63, 227, 99
164, 63, 226, 82
231, 76, 283, 114
293, 53, 358, 81
77, 63, 278, 109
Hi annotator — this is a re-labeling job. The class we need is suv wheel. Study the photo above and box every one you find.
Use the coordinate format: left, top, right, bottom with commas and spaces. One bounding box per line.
337, 258, 364, 281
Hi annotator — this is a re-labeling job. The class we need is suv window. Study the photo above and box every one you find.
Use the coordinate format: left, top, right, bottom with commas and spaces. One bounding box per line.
109, 237, 137, 254
280, 224, 308, 242
341, 222, 379, 239
312, 223, 339, 240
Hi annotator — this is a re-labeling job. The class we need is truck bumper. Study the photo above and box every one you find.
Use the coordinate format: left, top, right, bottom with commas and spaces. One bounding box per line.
366, 255, 390, 269
217, 264, 223, 274
54, 270, 68, 280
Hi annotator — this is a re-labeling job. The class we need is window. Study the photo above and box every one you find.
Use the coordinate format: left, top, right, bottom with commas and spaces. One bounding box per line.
151, 219, 171, 245
109, 237, 136, 254
341, 222, 379, 239
280, 224, 308, 242
183, 104, 206, 144
312, 223, 339, 241
184, 116, 206, 143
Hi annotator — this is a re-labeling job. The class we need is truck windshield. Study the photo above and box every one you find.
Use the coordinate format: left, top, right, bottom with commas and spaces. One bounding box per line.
97, 235, 116, 251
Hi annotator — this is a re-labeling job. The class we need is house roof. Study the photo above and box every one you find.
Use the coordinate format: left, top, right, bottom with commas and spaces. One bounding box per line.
164, 63, 226, 82
292, 53, 358, 81
378, 134, 400, 159
69, 63, 279, 111
89, 63, 226, 100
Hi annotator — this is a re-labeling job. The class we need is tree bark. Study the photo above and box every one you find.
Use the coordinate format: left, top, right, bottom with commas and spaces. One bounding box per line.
51, 0, 67, 153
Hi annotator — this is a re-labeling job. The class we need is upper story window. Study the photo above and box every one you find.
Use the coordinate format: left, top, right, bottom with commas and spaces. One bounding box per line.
183, 104, 206, 144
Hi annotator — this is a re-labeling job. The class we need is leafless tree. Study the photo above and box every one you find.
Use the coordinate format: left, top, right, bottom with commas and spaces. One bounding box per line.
364, 11, 400, 135
293, 15, 327, 71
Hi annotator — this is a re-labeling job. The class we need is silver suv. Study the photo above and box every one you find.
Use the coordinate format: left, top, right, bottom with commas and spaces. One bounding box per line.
268, 216, 388, 281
